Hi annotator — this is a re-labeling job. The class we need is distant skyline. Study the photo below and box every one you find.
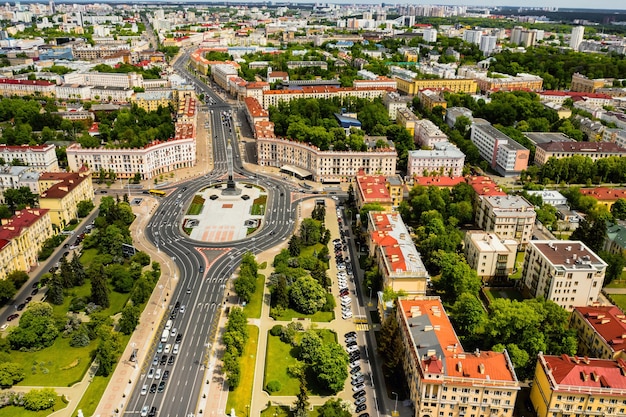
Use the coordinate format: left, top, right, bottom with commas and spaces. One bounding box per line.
327, 1, 624, 11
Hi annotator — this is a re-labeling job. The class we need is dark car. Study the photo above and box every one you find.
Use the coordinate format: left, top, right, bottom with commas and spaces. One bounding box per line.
359, 414, 369, 417
24, 296, 32, 303
356, 404, 367, 413
170, 312, 177, 320
100, 190, 108, 194
149, 383, 157, 393
7, 313, 19, 321
31, 288, 39, 296
148, 407, 157, 417
345, 331, 356, 338
16, 303, 25, 311
160, 355, 168, 365
31, 281, 39, 288
350, 366, 361, 375
63, 251, 69, 257
175, 333, 183, 343
174, 301, 181, 310
353, 390, 366, 399
157, 381, 165, 393
167, 355, 175, 365
162, 370, 170, 381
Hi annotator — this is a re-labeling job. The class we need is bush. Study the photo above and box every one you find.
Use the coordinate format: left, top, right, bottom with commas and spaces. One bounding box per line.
69, 297, 88, 312
270, 325, 284, 336
322, 293, 336, 312
69, 330, 90, 347
265, 380, 281, 393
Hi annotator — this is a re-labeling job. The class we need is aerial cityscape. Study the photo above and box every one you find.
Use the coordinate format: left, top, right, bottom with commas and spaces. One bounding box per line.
0, 2, 626, 417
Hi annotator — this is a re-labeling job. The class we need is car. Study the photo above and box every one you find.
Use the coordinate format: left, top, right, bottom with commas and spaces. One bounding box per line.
157, 343, 163, 354
342, 313, 353, 320
350, 366, 361, 375
141, 406, 150, 417
16, 303, 25, 311
140, 384, 148, 395
349, 361, 361, 369
352, 383, 365, 392
351, 372, 363, 380
31, 281, 39, 288
63, 251, 69, 257
170, 328, 177, 338
160, 355, 167, 365
164, 344, 171, 354
152, 356, 159, 366
179, 305, 185, 314
355, 397, 366, 406
199, 266, 205, 273
158, 381, 166, 393
174, 301, 181, 310
100, 190, 108, 194
167, 355, 175, 365
347, 345, 359, 353
147, 368, 155, 378
345, 331, 356, 338
346, 336, 357, 344
149, 383, 157, 393
339, 291, 349, 297
162, 370, 170, 381
170, 312, 177, 320
24, 296, 32, 303
353, 390, 366, 399
341, 300, 352, 307
176, 333, 183, 343
31, 288, 38, 296
186, 287, 191, 294
356, 404, 367, 413
352, 376, 365, 385
173, 344, 179, 355
148, 407, 157, 417
359, 414, 369, 417
156, 368, 163, 379
349, 354, 361, 362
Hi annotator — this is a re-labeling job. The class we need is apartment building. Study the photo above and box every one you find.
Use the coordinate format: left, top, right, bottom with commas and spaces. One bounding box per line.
0, 166, 38, 204
471, 119, 530, 176
407, 141, 465, 177
0, 208, 53, 279
0, 78, 56, 97
257, 136, 397, 183
38, 172, 94, 229
570, 305, 626, 360
418, 88, 447, 112
476, 195, 536, 246
458, 68, 543, 92
66, 125, 196, 180
571, 72, 612, 93
382, 92, 409, 120
131, 90, 175, 112
355, 174, 393, 211
414, 119, 449, 148
525, 190, 568, 207
243, 97, 269, 128
397, 297, 519, 417
56, 84, 93, 101
467, 176, 507, 200
244, 81, 269, 103
368, 212, 429, 294
446, 107, 473, 129
63, 71, 144, 89
72, 45, 130, 61
464, 231, 518, 283
395, 77, 477, 95
521, 240, 606, 311
286, 61, 328, 70
537, 90, 613, 108
605, 223, 626, 256
261, 86, 389, 109
530, 353, 626, 417
212, 64, 239, 91
580, 187, 626, 210
0, 144, 59, 172
353, 77, 397, 90
396, 107, 420, 136
534, 141, 626, 166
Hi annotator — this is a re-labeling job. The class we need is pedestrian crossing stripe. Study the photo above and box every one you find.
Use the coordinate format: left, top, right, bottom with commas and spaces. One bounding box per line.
355, 323, 370, 331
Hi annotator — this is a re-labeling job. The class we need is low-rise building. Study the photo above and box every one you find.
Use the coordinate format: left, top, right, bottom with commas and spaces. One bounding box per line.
0, 165, 38, 204
471, 119, 530, 176
418, 88, 447, 112
407, 141, 465, 178
243, 97, 269, 129
526, 190, 568, 207
0, 78, 56, 97
605, 222, 626, 256
571, 72, 612, 93
476, 195, 536, 246
445, 106, 473, 129
261, 86, 389, 109
466, 175, 507, 200
413, 176, 466, 188
464, 231, 518, 283
570, 305, 626, 360
131, 90, 175, 112
522, 240, 606, 311
0, 208, 53, 278
382, 92, 408, 120
0, 144, 59, 172
580, 187, 626, 210
355, 174, 393, 211
414, 119, 448, 148
38, 172, 94, 229
397, 297, 519, 417
530, 353, 626, 417
395, 77, 477, 96
368, 212, 429, 294
534, 141, 626, 166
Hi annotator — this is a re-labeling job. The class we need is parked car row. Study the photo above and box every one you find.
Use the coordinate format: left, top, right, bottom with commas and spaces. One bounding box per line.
334, 237, 354, 320
345, 331, 368, 413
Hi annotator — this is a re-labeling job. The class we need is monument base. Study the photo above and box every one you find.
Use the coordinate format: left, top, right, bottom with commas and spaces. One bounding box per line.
222, 180, 241, 195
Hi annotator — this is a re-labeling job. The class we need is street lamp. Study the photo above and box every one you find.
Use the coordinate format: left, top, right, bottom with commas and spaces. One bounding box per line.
368, 286, 373, 307
392, 391, 399, 417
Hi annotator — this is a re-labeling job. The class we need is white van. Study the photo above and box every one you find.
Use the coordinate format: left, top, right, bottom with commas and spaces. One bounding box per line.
161, 329, 169, 343
165, 320, 173, 331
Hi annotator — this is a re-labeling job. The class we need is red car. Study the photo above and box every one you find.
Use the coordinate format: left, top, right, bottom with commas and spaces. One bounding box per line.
7, 313, 19, 321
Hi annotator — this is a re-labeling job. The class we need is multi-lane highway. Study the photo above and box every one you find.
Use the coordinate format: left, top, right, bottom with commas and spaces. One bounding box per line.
124, 52, 300, 417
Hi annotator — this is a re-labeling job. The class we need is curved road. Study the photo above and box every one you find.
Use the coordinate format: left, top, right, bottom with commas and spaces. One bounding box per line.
124, 52, 301, 417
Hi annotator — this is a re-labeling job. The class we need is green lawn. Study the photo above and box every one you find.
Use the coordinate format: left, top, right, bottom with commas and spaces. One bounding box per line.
300, 243, 325, 258
509, 251, 525, 280
73, 374, 109, 417
79, 248, 99, 266
251, 195, 267, 215
52, 283, 131, 318
12, 337, 94, 387
264, 333, 300, 396
274, 308, 334, 322
0, 396, 68, 417
610, 294, 626, 312
187, 195, 205, 215
607, 276, 626, 288
243, 275, 265, 319
260, 405, 291, 417
225, 325, 259, 417
484, 287, 524, 303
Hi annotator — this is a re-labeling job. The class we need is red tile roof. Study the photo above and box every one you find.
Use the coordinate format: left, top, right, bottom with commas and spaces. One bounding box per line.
0, 144, 53, 152
356, 174, 391, 204
539, 91, 613, 100
39, 172, 90, 199
574, 306, 626, 354
244, 97, 268, 118
414, 176, 466, 187
0, 78, 54, 86
466, 176, 506, 197
543, 354, 626, 389
580, 187, 626, 202
0, 209, 49, 240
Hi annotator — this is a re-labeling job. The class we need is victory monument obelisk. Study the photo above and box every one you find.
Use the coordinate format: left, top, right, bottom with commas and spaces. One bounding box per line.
223, 140, 240, 195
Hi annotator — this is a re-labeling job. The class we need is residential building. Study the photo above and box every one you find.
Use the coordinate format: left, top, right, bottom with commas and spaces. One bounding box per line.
0, 165, 38, 204
63, 71, 145, 89
0, 144, 59, 172
476, 195, 536, 246
353, 77, 397, 91
0, 208, 53, 279
355, 174, 393, 211
571, 72, 610, 93
0, 78, 56, 97
38, 172, 94, 229
580, 187, 626, 210
257, 136, 397, 183
605, 223, 626, 256
570, 26, 585, 51
286, 61, 328, 70
470, 119, 530, 176
570, 305, 626, 359
523, 132, 575, 147
526, 190, 568, 207
386, 175, 404, 209
464, 231, 518, 282
534, 141, 626, 166
529, 353, 626, 417
407, 141, 465, 177
395, 77, 477, 96
414, 119, 448, 148
56, 84, 93, 101
397, 297, 519, 417
396, 107, 420, 136
382, 92, 409, 120
538, 90, 613, 107
467, 176, 507, 200
458, 67, 543, 92
131, 90, 175, 112
91, 86, 133, 103
261, 86, 389, 109
480, 35, 498, 55
368, 212, 429, 294
445, 107, 473, 129
267, 68, 289, 84
245, 81, 269, 103
243, 97, 269, 129
418, 88, 447, 112
521, 240, 606, 310
212, 64, 239, 91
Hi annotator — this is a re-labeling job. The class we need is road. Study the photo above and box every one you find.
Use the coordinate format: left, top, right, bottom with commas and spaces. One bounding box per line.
123, 51, 306, 417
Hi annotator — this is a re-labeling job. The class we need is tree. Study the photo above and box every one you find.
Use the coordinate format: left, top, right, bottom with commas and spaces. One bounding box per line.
272, 275, 289, 309
118, 304, 140, 335
58, 256, 75, 288
359, 203, 385, 228
317, 399, 350, 417
433, 251, 481, 303
311, 342, 349, 393
0, 362, 25, 387
571, 217, 607, 254
22, 388, 57, 411
378, 309, 405, 376
106, 264, 134, 293
131, 251, 151, 267
47, 277, 64, 305
451, 293, 485, 334
600, 251, 626, 286
7, 270, 29, 290
289, 276, 327, 314
612, 199, 626, 220
76, 200, 95, 218
293, 378, 310, 417
130, 277, 153, 305
7, 302, 59, 350
71, 255, 87, 286
0, 279, 17, 306
95, 330, 121, 376
91, 267, 110, 308
299, 218, 322, 246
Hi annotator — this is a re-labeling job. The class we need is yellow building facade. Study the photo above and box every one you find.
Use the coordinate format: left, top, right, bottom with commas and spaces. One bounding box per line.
38, 172, 94, 229
395, 77, 477, 95
131, 90, 175, 112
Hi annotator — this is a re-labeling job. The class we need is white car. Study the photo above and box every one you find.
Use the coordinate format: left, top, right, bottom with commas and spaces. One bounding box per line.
155, 368, 162, 379
349, 361, 361, 369
170, 328, 177, 338
173, 344, 179, 355
341, 298, 352, 306
352, 383, 365, 392
347, 345, 359, 353
342, 312, 353, 319
180, 305, 186, 314
141, 406, 149, 417
351, 371, 363, 380
141, 384, 148, 395
346, 337, 357, 344
164, 344, 172, 354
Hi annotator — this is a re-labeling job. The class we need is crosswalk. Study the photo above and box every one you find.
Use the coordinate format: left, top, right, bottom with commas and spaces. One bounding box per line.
355, 322, 371, 331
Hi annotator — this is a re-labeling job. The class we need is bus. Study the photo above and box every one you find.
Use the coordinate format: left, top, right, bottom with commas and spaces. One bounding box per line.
149, 189, 167, 197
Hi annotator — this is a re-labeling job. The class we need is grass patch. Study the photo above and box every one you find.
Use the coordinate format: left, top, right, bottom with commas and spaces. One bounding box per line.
247, 225, 260, 235
300, 243, 324, 258
251, 195, 267, 215
260, 405, 291, 417
607, 279, 626, 289
265, 333, 299, 396
184, 227, 192, 235
509, 251, 525, 280
0, 395, 68, 417
225, 325, 259, 417
274, 308, 334, 322
484, 287, 524, 302
11, 337, 94, 387
79, 248, 99, 267
187, 195, 205, 215
259, 261, 268, 270
610, 294, 626, 312
51, 283, 131, 319
243, 275, 265, 319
